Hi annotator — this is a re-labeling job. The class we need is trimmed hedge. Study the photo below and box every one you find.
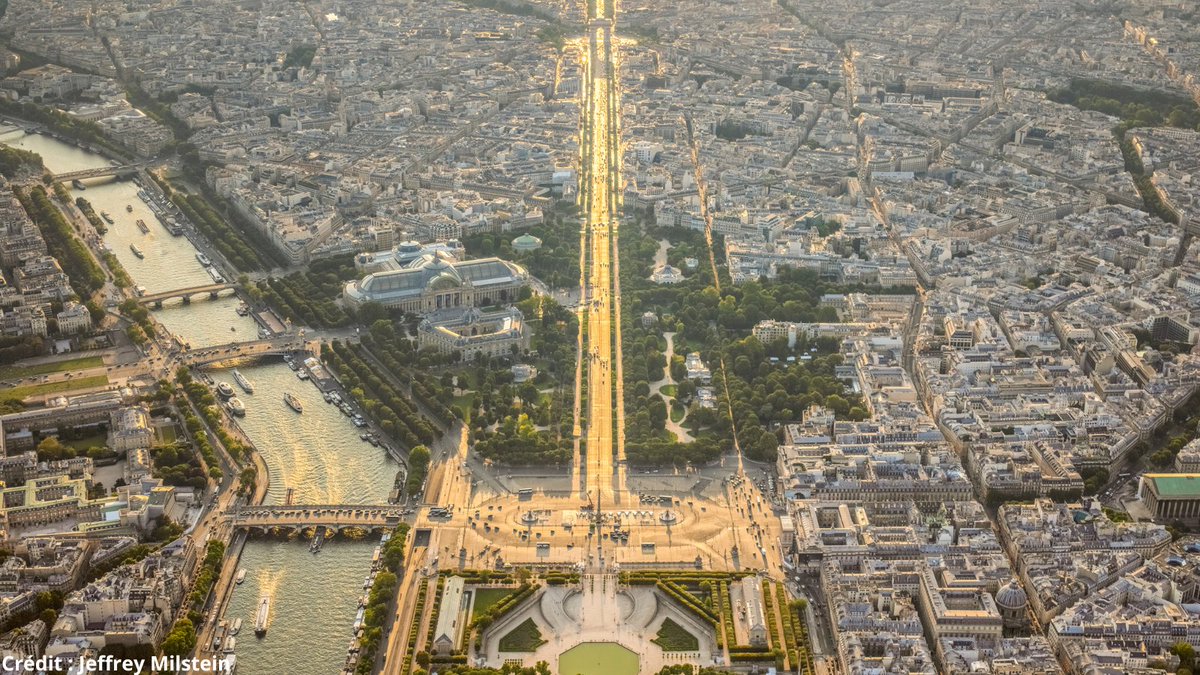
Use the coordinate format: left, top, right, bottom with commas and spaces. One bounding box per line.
658, 580, 717, 626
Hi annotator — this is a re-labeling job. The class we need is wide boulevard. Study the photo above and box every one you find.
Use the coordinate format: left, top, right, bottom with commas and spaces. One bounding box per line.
578, 0, 625, 506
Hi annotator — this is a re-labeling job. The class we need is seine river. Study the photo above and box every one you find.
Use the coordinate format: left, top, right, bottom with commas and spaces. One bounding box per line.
0, 126, 395, 674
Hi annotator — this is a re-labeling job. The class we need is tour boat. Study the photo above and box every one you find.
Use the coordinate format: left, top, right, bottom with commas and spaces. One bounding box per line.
216, 382, 235, 399
233, 369, 254, 394
254, 597, 270, 637
235, 568, 246, 585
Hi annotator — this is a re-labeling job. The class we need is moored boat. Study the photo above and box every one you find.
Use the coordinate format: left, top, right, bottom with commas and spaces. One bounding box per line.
235, 568, 246, 584
216, 382, 235, 399
233, 369, 254, 394
227, 397, 246, 416
196, 252, 211, 266
230, 617, 243, 636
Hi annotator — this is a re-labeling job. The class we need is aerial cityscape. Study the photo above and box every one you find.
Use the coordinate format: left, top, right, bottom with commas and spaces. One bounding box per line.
0, 0, 1197, 673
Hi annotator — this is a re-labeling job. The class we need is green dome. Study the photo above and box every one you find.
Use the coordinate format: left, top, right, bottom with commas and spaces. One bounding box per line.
512, 233, 543, 249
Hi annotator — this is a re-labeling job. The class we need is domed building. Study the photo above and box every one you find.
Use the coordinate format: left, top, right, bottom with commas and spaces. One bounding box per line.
343, 250, 528, 315
994, 579, 1029, 629
511, 233, 542, 252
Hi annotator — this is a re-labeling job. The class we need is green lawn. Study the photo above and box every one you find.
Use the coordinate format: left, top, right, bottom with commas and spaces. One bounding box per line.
559, 642, 639, 675
6, 375, 109, 400
0, 355, 104, 380
498, 618, 545, 652
472, 587, 514, 615
155, 425, 177, 445
652, 617, 699, 651
454, 392, 476, 423
63, 431, 108, 452
670, 401, 685, 423
660, 384, 677, 397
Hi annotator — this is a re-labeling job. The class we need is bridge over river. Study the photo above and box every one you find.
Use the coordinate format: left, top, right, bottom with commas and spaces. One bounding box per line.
226, 504, 409, 533
53, 162, 148, 182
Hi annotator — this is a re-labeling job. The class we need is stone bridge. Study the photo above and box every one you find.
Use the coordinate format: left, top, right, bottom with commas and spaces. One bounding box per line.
179, 337, 306, 366
226, 504, 407, 533
138, 283, 236, 307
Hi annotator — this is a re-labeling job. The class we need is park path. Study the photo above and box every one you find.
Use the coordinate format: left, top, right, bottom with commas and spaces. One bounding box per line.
648, 332, 693, 443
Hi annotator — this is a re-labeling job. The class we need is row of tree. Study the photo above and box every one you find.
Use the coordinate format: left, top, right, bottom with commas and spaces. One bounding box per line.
358, 321, 458, 427
15, 185, 106, 298
147, 172, 274, 272
322, 340, 442, 449
353, 523, 409, 673
257, 274, 351, 328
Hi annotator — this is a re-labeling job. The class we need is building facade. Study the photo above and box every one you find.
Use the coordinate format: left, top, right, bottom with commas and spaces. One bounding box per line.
343, 251, 527, 314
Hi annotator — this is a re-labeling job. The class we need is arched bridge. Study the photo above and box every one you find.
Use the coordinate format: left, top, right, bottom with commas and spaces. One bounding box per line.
226, 504, 407, 533
138, 283, 236, 307
179, 337, 305, 366
55, 163, 147, 182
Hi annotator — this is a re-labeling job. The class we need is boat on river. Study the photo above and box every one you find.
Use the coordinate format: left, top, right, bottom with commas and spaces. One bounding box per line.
233, 369, 254, 394
230, 617, 243, 636
196, 252, 211, 266
234, 568, 246, 584
216, 382, 235, 399
136, 219, 150, 233
129, 243, 145, 259
71, 179, 86, 190
101, 211, 114, 224
254, 597, 270, 637
125, 204, 133, 213
227, 397, 246, 416
284, 392, 303, 413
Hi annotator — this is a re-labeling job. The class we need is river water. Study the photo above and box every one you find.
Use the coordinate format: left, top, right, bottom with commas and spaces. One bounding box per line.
0, 127, 394, 673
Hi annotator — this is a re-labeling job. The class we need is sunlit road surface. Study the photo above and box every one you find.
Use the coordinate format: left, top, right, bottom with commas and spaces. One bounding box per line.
577, 0, 624, 505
